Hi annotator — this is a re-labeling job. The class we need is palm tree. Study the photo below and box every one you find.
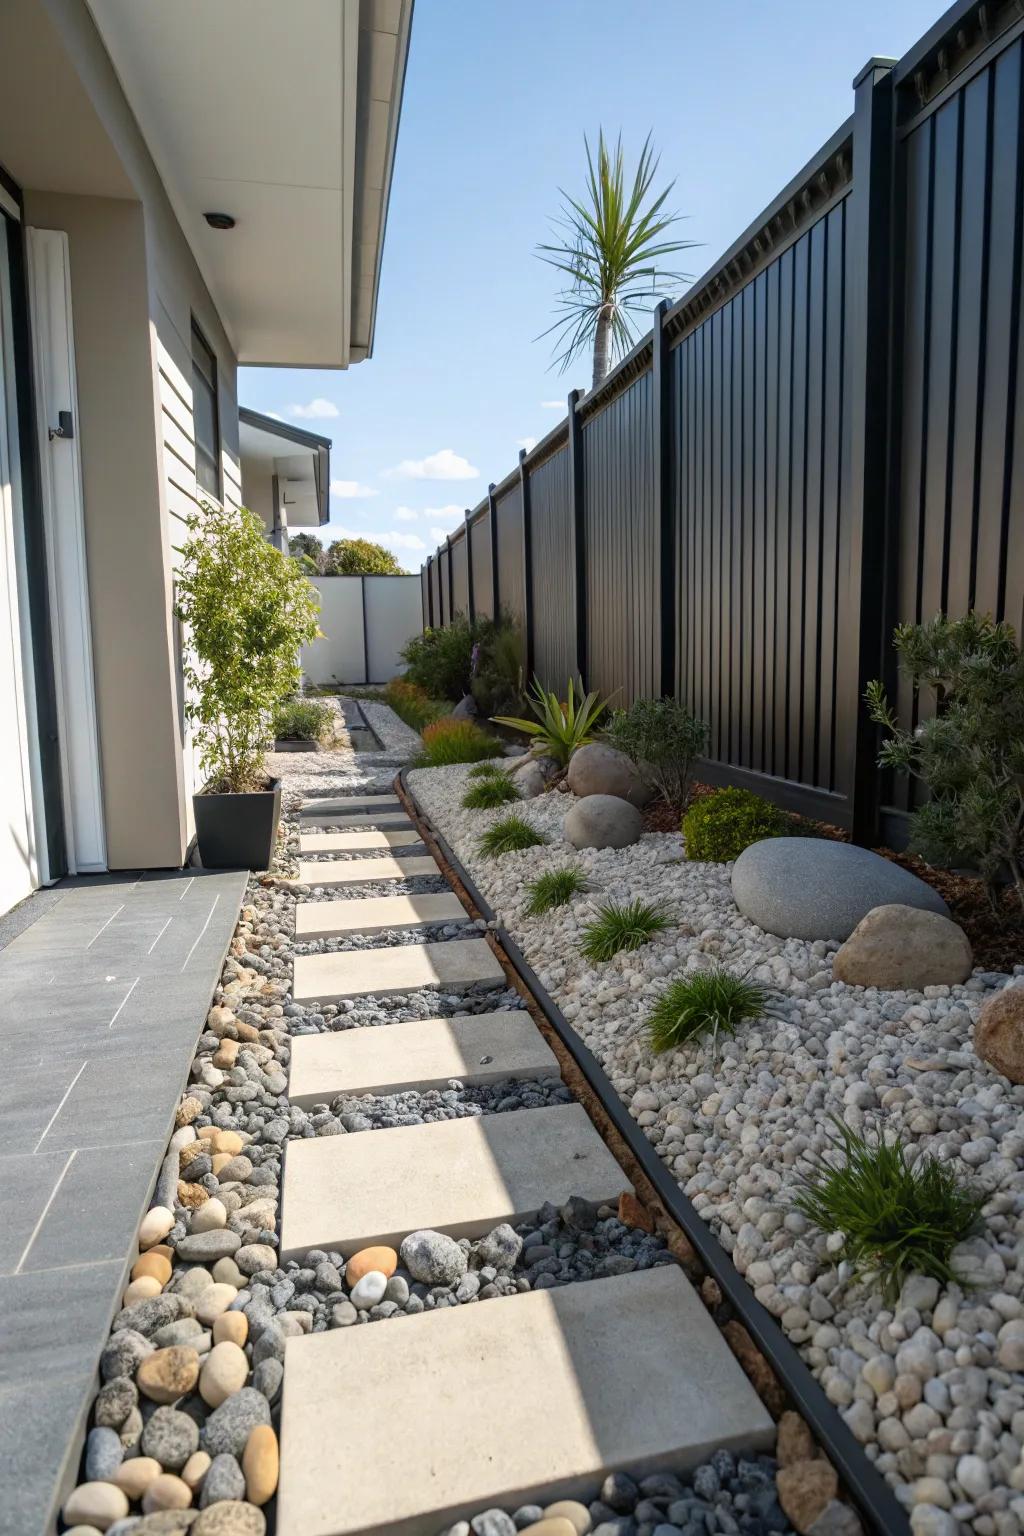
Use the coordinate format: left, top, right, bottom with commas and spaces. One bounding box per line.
537, 131, 695, 390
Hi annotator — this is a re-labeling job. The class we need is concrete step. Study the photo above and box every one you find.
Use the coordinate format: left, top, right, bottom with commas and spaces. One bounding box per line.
294, 892, 468, 939
279, 1102, 630, 1260
300, 794, 401, 817
292, 937, 505, 1003
288, 1011, 560, 1104
276, 1266, 775, 1536
298, 828, 420, 853
299, 809, 414, 829
297, 855, 440, 887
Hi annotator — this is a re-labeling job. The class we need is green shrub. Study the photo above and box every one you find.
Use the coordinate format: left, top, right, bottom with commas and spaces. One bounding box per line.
174, 502, 321, 793
401, 617, 478, 700
793, 1116, 986, 1301
472, 618, 526, 716
467, 760, 504, 779
867, 612, 1024, 909
323, 536, 402, 575
273, 696, 334, 743
580, 899, 669, 962
385, 678, 448, 732
647, 967, 766, 1055
604, 697, 708, 806
461, 773, 519, 810
524, 867, 588, 916
414, 719, 499, 767
493, 676, 609, 766
682, 786, 788, 861
478, 813, 548, 857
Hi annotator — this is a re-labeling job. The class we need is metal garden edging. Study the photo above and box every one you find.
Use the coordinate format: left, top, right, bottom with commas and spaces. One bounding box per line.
395, 767, 910, 1536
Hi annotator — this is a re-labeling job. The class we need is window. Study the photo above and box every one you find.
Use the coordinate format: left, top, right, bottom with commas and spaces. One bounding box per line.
190, 319, 221, 500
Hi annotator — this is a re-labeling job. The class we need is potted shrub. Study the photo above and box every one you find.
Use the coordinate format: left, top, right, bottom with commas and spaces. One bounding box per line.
175, 502, 321, 869
273, 695, 335, 752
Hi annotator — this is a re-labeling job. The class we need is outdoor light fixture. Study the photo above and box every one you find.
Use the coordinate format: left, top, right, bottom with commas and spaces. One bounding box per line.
203, 211, 235, 230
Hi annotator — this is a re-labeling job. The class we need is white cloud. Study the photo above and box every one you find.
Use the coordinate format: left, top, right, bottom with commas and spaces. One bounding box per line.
517, 436, 538, 453
382, 447, 478, 481
394, 506, 420, 521
423, 503, 463, 522
287, 397, 339, 419
540, 400, 564, 410
383, 529, 426, 551
430, 527, 449, 543
330, 479, 378, 499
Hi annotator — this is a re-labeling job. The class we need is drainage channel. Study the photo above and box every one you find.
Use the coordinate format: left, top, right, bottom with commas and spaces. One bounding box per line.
394, 768, 910, 1536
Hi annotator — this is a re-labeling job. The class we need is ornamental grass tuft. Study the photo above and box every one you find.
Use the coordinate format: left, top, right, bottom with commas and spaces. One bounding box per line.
478, 813, 548, 858
580, 899, 669, 962
792, 1116, 986, 1301
461, 772, 520, 810
467, 760, 505, 778
413, 718, 500, 767
524, 866, 588, 916
647, 966, 765, 1055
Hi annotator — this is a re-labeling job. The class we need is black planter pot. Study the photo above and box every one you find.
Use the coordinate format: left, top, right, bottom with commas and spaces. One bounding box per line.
273, 738, 319, 753
193, 779, 282, 870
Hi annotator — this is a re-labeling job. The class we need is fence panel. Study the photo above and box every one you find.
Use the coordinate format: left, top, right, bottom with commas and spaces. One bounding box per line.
438, 547, 451, 626
493, 481, 525, 624
420, 563, 430, 627
470, 509, 494, 620
302, 575, 422, 685
451, 532, 470, 619
528, 443, 575, 688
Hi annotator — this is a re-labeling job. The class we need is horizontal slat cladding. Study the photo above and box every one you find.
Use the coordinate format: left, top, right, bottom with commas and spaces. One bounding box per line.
451, 536, 470, 619
888, 38, 1024, 824
672, 196, 851, 798
583, 371, 657, 703
529, 445, 575, 687
494, 482, 525, 624
471, 512, 494, 620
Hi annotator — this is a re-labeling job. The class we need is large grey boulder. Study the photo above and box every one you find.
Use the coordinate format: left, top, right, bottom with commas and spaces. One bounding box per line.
564, 794, 643, 850
833, 903, 972, 990
567, 743, 653, 806
512, 755, 559, 798
451, 694, 478, 719
731, 837, 950, 941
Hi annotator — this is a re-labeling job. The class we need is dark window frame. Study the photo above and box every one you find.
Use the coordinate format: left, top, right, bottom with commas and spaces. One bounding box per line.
190, 317, 221, 501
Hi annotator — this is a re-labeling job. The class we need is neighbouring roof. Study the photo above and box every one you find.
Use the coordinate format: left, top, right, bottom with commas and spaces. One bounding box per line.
239, 407, 331, 527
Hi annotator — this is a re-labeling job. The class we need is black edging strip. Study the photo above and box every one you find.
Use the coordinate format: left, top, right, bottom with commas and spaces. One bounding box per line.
396, 768, 909, 1536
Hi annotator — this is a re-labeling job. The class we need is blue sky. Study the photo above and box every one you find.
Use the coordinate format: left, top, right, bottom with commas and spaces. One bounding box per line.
239, 0, 940, 570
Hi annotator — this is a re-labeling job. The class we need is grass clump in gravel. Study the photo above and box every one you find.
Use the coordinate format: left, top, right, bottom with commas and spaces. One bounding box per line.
467, 760, 505, 778
413, 719, 500, 767
478, 813, 548, 858
461, 773, 520, 810
524, 866, 588, 916
793, 1116, 986, 1301
581, 899, 669, 962
647, 966, 765, 1054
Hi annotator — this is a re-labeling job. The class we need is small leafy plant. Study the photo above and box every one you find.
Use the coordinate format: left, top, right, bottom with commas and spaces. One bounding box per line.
273, 696, 334, 743
461, 772, 519, 810
478, 813, 548, 857
414, 719, 500, 767
581, 898, 669, 962
647, 967, 765, 1054
524, 867, 588, 916
604, 696, 708, 806
492, 676, 609, 766
682, 786, 788, 861
792, 1116, 986, 1301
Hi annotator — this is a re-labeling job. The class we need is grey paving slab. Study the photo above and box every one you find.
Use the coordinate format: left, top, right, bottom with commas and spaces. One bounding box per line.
277, 1266, 774, 1536
19, 1140, 166, 1273
293, 892, 468, 938
297, 854, 440, 886
298, 827, 420, 853
299, 793, 401, 816
279, 1103, 631, 1259
298, 809, 414, 829
0, 1151, 71, 1274
292, 937, 505, 1003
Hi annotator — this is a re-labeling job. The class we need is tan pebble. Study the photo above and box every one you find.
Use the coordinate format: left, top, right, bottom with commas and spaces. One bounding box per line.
777, 1461, 839, 1533
234, 1020, 260, 1043
138, 1206, 174, 1250
123, 1275, 162, 1307
196, 1124, 219, 1141
542, 1504, 591, 1536
179, 1142, 205, 1167
207, 1004, 237, 1034
149, 1243, 174, 1262
213, 1040, 239, 1069
112, 1457, 163, 1499
345, 1245, 398, 1284
243, 1424, 279, 1506
212, 1256, 246, 1287
175, 1096, 203, 1128
177, 1181, 209, 1208
528, 1522, 577, 1536
62, 1482, 129, 1530
132, 1251, 172, 1286
213, 1310, 248, 1346
194, 1282, 238, 1325
141, 1473, 192, 1513
211, 1152, 233, 1174
211, 1130, 244, 1156
136, 1345, 201, 1404
190, 1198, 228, 1234
199, 1339, 249, 1407
181, 1450, 212, 1492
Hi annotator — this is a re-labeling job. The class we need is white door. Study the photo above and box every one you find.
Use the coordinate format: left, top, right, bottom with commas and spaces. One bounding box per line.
0, 213, 41, 912
27, 227, 106, 873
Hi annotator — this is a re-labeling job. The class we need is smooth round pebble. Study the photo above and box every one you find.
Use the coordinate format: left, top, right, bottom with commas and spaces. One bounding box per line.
349, 1270, 388, 1310
345, 1245, 398, 1284
199, 1340, 249, 1407
113, 1457, 163, 1500
139, 1207, 175, 1249
213, 1311, 248, 1347
62, 1483, 130, 1532
142, 1473, 193, 1513
242, 1424, 279, 1505
195, 1283, 238, 1325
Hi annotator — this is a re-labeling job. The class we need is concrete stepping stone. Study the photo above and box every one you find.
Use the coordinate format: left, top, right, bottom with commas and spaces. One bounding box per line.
299, 809, 413, 829
288, 1011, 560, 1104
300, 794, 401, 817
297, 855, 439, 887
276, 1265, 774, 1536
279, 1103, 631, 1259
294, 892, 468, 938
292, 938, 505, 1003
298, 828, 420, 853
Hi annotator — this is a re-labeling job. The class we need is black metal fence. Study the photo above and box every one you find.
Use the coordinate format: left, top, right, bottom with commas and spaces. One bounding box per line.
422, 0, 1024, 844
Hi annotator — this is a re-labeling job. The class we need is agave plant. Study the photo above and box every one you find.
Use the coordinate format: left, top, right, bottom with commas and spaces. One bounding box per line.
492, 677, 609, 768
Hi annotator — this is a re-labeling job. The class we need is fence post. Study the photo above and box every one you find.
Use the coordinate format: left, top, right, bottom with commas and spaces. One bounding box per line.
488, 482, 499, 619
464, 510, 475, 622
445, 534, 453, 625
651, 298, 675, 698
519, 448, 534, 685
843, 57, 897, 845
567, 388, 586, 684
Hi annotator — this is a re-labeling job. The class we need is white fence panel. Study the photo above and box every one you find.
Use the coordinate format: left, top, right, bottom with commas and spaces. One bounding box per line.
301, 575, 422, 686
363, 575, 423, 682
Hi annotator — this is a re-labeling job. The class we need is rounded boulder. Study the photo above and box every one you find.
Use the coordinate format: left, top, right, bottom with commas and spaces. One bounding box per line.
567, 743, 652, 806
974, 986, 1024, 1083
731, 836, 949, 941
563, 794, 643, 851
833, 903, 972, 990
399, 1228, 467, 1286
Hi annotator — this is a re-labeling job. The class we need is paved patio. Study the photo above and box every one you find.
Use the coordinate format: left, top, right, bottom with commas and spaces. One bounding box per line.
0, 868, 245, 1536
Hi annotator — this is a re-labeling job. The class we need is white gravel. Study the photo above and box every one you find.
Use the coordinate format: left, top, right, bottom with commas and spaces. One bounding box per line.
408, 763, 1024, 1536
